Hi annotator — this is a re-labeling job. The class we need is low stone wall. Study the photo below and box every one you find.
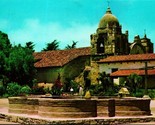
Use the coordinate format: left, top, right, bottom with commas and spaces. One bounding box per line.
8, 97, 151, 118
96, 99, 115, 117
115, 98, 151, 116
26, 98, 39, 115
39, 98, 97, 118
9, 97, 28, 114
8, 97, 38, 115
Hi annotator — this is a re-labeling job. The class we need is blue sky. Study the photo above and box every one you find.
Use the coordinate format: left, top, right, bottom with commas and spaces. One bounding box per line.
0, 0, 155, 52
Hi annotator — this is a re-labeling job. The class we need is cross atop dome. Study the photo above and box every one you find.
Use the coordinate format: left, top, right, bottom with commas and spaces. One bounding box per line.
106, 0, 112, 14
107, 0, 110, 7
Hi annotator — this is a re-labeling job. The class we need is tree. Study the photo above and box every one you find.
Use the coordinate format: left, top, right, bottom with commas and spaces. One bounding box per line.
6, 44, 36, 87
0, 31, 12, 84
0, 31, 12, 56
126, 73, 142, 93
25, 41, 35, 52
0, 31, 36, 87
42, 40, 59, 51
65, 41, 78, 49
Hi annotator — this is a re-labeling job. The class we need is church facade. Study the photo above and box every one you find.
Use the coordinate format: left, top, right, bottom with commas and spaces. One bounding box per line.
90, 7, 153, 56
91, 6, 155, 88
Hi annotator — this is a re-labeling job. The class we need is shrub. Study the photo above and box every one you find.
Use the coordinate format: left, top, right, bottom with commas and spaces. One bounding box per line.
89, 83, 119, 96
130, 89, 155, 99
51, 73, 63, 96
131, 89, 144, 97
32, 86, 45, 95
20, 85, 32, 95
43, 87, 51, 94
2, 93, 9, 98
51, 86, 63, 96
6, 82, 21, 96
148, 89, 155, 99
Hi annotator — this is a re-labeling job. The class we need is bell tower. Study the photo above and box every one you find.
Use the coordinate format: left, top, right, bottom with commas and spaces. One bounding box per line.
90, 6, 129, 58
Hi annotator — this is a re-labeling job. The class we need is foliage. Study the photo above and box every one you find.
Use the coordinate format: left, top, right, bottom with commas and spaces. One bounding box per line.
70, 80, 79, 93
89, 83, 119, 96
32, 86, 45, 95
5, 45, 36, 86
98, 72, 113, 93
51, 86, 63, 96
131, 89, 144, 97
0, 31, 36, 87
0, 85, 5, 96
126, 73, 142, 93
89, 84, 103, 95
25, 41, 35, 52
148, 89, 155, 99
20, 85, 32, 95
43, 87, 51, 94
43, 40, 59, 51
0, 31, 12, 56
130, 89, 155, 99
65, 41, 78, 49
88, 72, 119, 96
6, 82, 21, 96
2, 93, 9, 98
0, 31, 12, 85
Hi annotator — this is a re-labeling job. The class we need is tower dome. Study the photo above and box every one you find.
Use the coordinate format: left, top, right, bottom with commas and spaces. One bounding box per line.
98, 7, 119, 29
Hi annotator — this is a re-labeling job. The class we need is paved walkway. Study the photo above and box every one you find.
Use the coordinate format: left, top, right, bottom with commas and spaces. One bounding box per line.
0, 98, 155, 124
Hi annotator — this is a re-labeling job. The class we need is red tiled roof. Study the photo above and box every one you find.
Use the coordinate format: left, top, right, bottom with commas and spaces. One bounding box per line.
98, 53, 155, 63
33, 47, 91, 68
110, 69, 155, 77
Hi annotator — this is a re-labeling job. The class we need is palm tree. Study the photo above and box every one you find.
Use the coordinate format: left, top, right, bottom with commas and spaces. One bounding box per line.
42, 40, 59, 51
65, 41, 78, 49
25, 41, 35, 52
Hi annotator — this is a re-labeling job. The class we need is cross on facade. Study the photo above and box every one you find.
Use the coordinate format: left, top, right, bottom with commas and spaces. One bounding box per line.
144, 61, 148, 95
140, 62, 155, 97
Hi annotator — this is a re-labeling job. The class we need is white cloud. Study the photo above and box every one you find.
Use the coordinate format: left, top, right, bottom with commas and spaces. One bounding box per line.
8, 19, 97, 51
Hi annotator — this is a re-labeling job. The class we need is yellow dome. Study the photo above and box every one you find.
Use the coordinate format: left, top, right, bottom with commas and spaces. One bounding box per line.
98, 7, 119, 29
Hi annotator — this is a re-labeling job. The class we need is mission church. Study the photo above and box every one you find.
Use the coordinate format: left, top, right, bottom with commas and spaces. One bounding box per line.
34, 5, 155, 88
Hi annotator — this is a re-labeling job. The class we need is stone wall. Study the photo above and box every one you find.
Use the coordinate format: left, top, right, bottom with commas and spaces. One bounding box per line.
8, 97, 151, 119
38, 98, 97, 118
9, 97, 38, 115
115, 98, 151, 116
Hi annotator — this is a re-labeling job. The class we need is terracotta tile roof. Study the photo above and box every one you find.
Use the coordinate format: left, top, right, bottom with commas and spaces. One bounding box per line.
110, 69, 155, 77
33, 47, 91, 68
98, 53, 155, 63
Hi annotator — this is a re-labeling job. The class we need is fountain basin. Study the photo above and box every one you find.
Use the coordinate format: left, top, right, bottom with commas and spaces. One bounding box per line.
8, 96, 151, 118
